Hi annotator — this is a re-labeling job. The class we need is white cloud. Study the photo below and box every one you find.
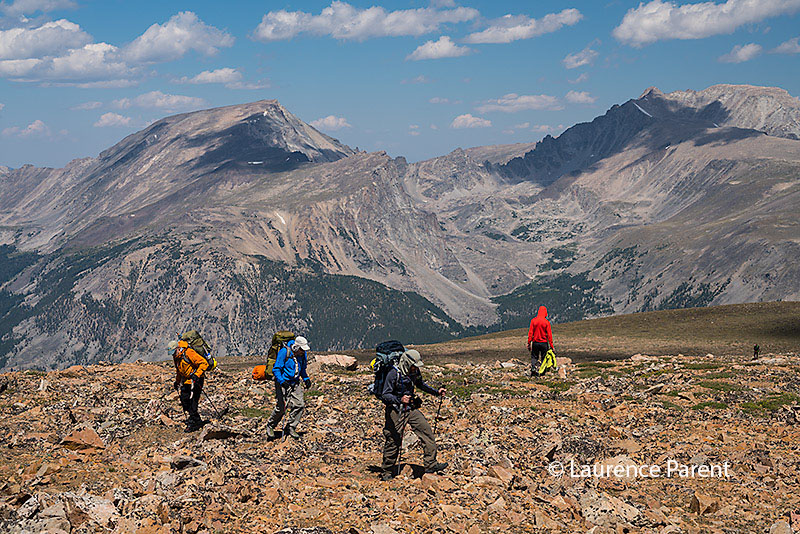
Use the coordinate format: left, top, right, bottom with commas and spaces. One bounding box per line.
1, 0, 76, 16
310, 115, 351, 130
401, 74, 431, 84
429, 97, 450, 104
565, 90, 597, 104
407, 35, 472, 60
113, 91, 206, 112
71, 101, 102, 110
93, 112, 132, 127
450, 113, 491, 128
430, 123, 439, 130
532, 124, 552, 132
0, 42, 134, 83
477, 93, 562, 113
0, 103, 4, 111
719, 42, 763, 62
563, 43, 599, 69
2, 118, 50, 137
774, 36, 800, 53
180, 67, 242, 84
0, 19, 91, 60
124, 11, 234, 63
225, 80, 271, 90
513, 122, 530, 129
253, 2, 479, 41
569, 72, 589, 84
464, 8, 582, 44
409, 130, 421, 136
613, 0, 800, 47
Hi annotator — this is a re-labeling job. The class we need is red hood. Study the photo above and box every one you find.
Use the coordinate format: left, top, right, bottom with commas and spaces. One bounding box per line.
537, 305, 547, 319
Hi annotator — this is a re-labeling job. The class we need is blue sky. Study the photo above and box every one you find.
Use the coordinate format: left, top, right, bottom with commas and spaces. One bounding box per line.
1, 0, 799, 168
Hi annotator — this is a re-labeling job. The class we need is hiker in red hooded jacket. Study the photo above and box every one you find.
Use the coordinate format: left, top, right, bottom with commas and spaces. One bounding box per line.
527, 306, 554, 376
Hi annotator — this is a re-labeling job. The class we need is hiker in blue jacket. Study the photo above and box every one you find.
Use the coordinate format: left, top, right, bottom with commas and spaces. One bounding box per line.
266, 336, 311, 439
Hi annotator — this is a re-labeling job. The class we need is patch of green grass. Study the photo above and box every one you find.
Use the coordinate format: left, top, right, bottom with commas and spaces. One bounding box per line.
691, 401, 728, 410
741, 393, 800, 413
486, 387, 526, 396
24, 369, 47, 376
663, 390, 681, 397
539, 380, 575, 392
703, 371, 735, 379
661, 400, 682, 410
684, 363, 723, 370
696, 380, 744, 392
236, 407, 269, 418
577, 362, 618, 369
306, 389, 324, 397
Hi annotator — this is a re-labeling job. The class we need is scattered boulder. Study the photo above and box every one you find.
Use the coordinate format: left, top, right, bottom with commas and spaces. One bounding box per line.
170, 455, 206, 470
314, 354, 358, 370
579, 490, 639, 527
689, 492, 719, 515
769, 520, 792, 534
61, 426, 104, 451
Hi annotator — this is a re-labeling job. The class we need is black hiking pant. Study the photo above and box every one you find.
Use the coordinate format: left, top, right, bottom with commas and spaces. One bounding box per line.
179, 376, 204, 425
382, 406, 438, 473
530, 342, 549, 374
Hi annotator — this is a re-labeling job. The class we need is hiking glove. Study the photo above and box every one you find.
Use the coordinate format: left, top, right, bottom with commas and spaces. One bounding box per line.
303, 378, 311, 389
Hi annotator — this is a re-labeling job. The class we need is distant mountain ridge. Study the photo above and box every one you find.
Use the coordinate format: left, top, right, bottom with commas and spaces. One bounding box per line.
0, 84, 798, 370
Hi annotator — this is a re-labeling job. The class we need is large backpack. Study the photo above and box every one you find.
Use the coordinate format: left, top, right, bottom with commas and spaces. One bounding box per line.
368, 340, 405, 399
180, 330, 217, 371
265, 331, 295, 380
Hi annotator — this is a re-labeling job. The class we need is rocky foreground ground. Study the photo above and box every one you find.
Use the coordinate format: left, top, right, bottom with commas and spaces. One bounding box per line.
1, 351, 799, 533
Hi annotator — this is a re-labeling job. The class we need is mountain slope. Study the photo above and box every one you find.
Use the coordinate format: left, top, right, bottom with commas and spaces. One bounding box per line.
1, 84, 799, 370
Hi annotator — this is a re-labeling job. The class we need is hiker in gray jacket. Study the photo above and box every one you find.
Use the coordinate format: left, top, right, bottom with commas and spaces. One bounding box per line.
380, 349, 447, 480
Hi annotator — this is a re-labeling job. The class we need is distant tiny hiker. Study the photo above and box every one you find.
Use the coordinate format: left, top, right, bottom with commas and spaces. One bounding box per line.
527, 305, 554, 377
266, 336, 312, 439
753, 344, 760, 359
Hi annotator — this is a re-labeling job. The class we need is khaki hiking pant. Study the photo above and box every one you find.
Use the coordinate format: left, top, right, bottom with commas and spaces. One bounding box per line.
382, 407, 437, 472
268, 380, 305, 431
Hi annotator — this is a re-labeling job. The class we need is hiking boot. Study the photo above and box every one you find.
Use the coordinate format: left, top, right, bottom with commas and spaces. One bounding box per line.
184, 423, 202, 433
425, 462, 448, 474
380, 470, 395, 481
287, 427, 300, 439
265, 425, 275, 439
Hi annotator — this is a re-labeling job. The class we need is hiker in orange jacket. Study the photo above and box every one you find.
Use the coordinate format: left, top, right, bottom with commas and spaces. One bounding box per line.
527, 306, 554, 377
169, 340, 209, 432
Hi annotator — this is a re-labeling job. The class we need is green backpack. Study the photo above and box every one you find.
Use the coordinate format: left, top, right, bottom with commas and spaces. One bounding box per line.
180, 330, 217, 371
266, 331, 295, 379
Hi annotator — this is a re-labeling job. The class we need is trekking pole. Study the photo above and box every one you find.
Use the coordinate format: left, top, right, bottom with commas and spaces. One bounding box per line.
395, 410, 409, 476
199, 386, 224, 421
433, 395, 444, 435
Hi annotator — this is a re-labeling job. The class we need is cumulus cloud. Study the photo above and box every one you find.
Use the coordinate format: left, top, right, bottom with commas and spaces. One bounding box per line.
2, 118, 50, 137
532, 124, 553, 132
719, 42, 763, 62
0, 42, 133, 83
563, 43, 599, 69
477, 93, 562, 113
464, 8, 582, 44
0, 19, 91, 60
93, 112, 132, 127
310, 115, 351, 130
429, 97, 450, 104
565, 90, 596, 104
569, 72, 589, 84
253, 1, 478, 41
407, 35, 472, 60
613, 0, 800, 47
0, 103, 4, 111
1, 0, 76, 16
514, 122, 530, 129
113, 91, 206, 112
180, 67, 242, 84
450, 113, 491, 128
774, 36, 800, 53
71, 101, 102, 110
124, 12, 234, 63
